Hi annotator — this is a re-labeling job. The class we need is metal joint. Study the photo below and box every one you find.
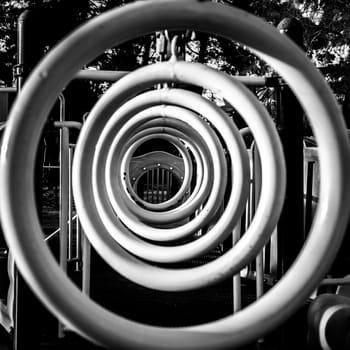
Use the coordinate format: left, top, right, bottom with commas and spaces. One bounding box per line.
13, 64, 24, 78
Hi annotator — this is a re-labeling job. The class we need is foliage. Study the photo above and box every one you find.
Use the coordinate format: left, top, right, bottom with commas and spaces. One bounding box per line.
0, 1, 25, 85
0, 0, 350, 112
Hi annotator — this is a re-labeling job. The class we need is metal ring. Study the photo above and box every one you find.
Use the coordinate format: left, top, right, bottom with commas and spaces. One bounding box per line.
119, 128, 193, 213
87, 88, 248, 262
94, 92, 231, 243
104, 103, 220, 230
1, 1, 349, 349
76, 62, 277, 279
118, 116, 208, 220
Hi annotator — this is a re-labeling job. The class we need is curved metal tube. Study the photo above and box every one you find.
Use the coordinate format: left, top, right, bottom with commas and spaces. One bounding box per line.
97, 95, 230, 243
0, 1, 349, 349
76, 62, 281, 277
108, 109, 208, 218
87, 94, 240, 261
119, 120, 207, 219
120, 130, 193, 212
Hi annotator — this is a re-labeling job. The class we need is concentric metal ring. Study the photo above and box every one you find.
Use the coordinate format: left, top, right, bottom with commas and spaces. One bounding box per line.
120, 118, 207, 218
97, 97, 229, 243
1, 1, 349, 349
119, 127, 193, 213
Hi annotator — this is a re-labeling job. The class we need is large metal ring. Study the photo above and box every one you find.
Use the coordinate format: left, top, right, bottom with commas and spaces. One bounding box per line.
1, 1, 349, 349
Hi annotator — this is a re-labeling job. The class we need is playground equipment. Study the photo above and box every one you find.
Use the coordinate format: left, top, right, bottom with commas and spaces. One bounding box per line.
1, 0, 350, 349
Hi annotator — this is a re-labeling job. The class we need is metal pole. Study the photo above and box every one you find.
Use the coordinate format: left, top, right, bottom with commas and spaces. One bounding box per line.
75, 69, 128, 82
277, 83, 304, 276
68, 146, 73, 261
75, 217, 81, 272
276, 17, 306, 350
82, 232, 91, 297
75, 69, 269, 86
59, 128, 69, 274
13, 9, 48, 350
0, 88, 16, 93
232, 223, 241, 313
58, 93, 69, 338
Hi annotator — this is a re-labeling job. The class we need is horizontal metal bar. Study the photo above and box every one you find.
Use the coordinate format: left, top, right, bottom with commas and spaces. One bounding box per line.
232, 75, 271, 86
43, 165, 60, 169
75, 70, 128, 82
0, 87, 16, 93
54, 121, 82, 130
75, 69, 274, 86
321, 275, 350, 286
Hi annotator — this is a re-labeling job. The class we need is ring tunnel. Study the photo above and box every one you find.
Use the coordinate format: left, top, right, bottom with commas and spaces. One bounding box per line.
0, 1, 350, 349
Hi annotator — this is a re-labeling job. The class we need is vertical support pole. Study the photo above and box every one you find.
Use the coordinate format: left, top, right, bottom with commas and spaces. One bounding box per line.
0, 90, 13, 345
75, 218, 82, 272
68, 146, 73, 261
276, 16, 305, 278
82, 232, 91, 297
251, 144, 264, 298
59, 95, 68, 274
255, 253, 264, 298
276, 17, 306, 350
232, 222, 241, 313
276, 75, 306, 350
59, 126, 69, 275
251, 141, 264, 295
0, 92, 9, 123
252, 140, 266, 348
269, 229, 279, 278
304, 160, 315, 235
276, 83, 304, 276
58, 95, 68, 338
12, 9, 49, 350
